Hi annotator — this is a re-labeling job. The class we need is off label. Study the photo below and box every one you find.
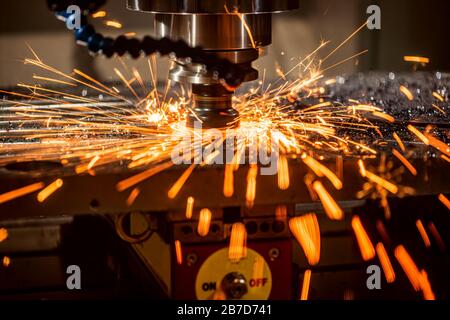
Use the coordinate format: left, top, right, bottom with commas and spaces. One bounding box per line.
249, 278, 268, 287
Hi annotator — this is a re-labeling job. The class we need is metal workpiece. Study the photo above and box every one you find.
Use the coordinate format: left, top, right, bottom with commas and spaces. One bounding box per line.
127, 0, 300, 14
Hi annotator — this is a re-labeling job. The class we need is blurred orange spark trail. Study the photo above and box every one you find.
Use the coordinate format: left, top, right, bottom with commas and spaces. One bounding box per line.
358, 159, 366, 177
393, 132, 406, 152
364, 170, 399, 195
407, 125, 429, 145
432, 92, 444, 102
394, 245, 422, 291
223, 164, 234, 198
229, 223, 247, 262
403, 56, 430, 64
300, 270, 312, 300
278, 155, 290, 190
438, 194, 450, 210
420, 270, 435, 300
37, 179, 63, 203
186, 197, 195, 219
92, 10, 107, 18
400, 86, 414, 101
126, 188, 140, 206
428, 222, 446, 252
105, 20, 123, 29
2, 256, 11, 267
416, 220, 431, 248
289, 214, 321, 265
0, 228, 7, 242
0, 182, 45, 205
198, 208, 212, 237
312, 181, 344, 221
276, 205, 288, 222
352, 215, 376, 261
372, 111, 395, 123
116, 161, 173, 192
246, 165, 258, 208
175, 240, 183, 265
376, 220, 392, 245
392, 149, 417, 176
303, 155, 343, 190
376, 243, 396, 283
168, 164, 196, 199
425, 134, 450, 158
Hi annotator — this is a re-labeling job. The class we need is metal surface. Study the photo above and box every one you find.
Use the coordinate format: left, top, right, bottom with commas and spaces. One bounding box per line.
155, 14, 272, 50
127, 0, 299, 14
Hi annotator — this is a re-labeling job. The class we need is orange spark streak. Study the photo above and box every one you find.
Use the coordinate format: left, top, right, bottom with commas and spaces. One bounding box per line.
289, 214, 321, 265
278, 155, 290, 190
376, 220, 392, 245
424, 134, 450, 157
0, 228, 7, 242
114, 68, 139, 101
116, 161, 173, 192
376, 243, 396, 283
432, 92, 445, 102
252, 256, 265, 281
438, 194, 450, 210
400, 86, 414, 101
223, 164, 234, 198
420, 270, 435, 300
198, 208, 212, 237
105, 20, 123, 29
126, 188, 140, 206
352, 215, 376, 261
168, 164, 196, 199
186, 197, 194, 219
393, 132, 406, 152
407, 125, 429, 145
392, 149, 417, 176
394, 245, 422, 291
2, 256, 11, 267
403, 56, 430, 64
87, 155, 100, 170
37, 179, 63, 203
442, 155, 450, 163
372, 111, 395, 123
416, 220, 431, 248
358, 159, 367, 177
276, 205, 288, 222
0, 182, 45, 205
432, 104, 446, 115
303, 156, 343, 190
428, 222, 446, 252
228, 223, 247, 262
300, 270, 312, 300
246, 165, 258, 208
312, 181, 344, 221
322, 21, 368, 62
174, 240, 183, 265
364, 170, 399, 194
92, 10, 106, 18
